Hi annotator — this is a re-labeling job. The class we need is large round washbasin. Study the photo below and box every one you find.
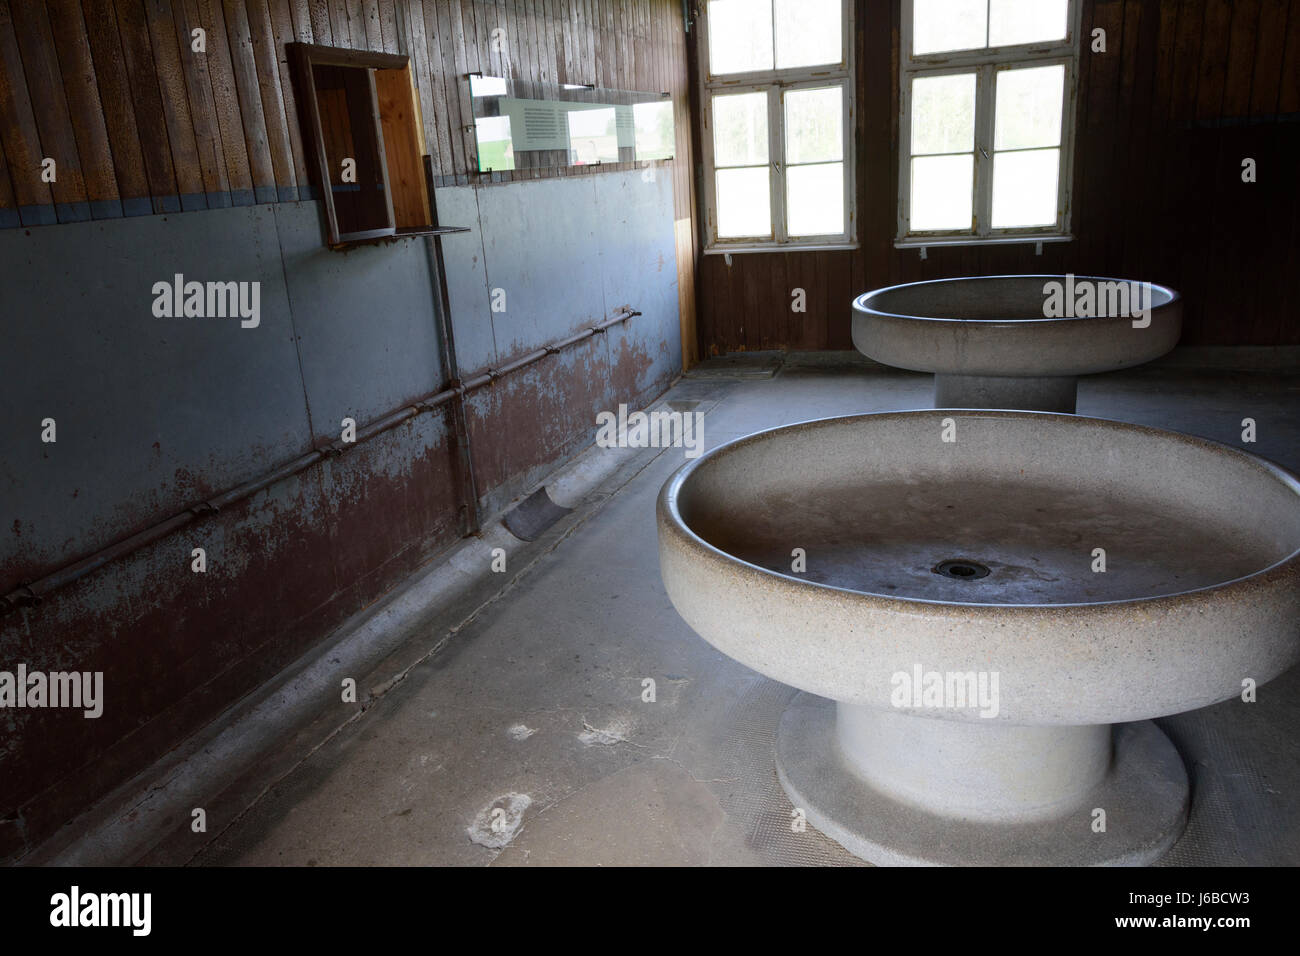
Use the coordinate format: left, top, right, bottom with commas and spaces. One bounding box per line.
657, 410, 1300, 865
852, 276, 1182, 412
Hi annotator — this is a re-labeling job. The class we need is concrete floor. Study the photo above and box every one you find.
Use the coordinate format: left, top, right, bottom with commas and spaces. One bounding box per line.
186, 356, 1300, 866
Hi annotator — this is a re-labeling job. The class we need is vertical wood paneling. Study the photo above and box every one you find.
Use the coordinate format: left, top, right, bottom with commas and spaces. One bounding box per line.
196, 0, 256, 203
361, 0, 383, 48
306, 0, 333, 43
221, 0, 277, 202
431, 0, 462, 178
345, 0, 368, 48
1273, 0, 1300, 337
478, 0, 502, 80
286, 0, 314, 39
269, 0, 314, 191
0, 136, 17, 225
171, 0, 234, 206
0, 1, 697, 347
417, 2, 452, 176
1074, 0, 1122, 266
403, 3, 435, 161
378, 0, 399, 53
325, 0, 346, 45
80, 0, 153, 213
507, 0, 531, 177
42, 1, 124, 215
142, 0, 208, 209
11, 2, 90, 221
112, 0, 183, 212
1220, 0, 1259, 120
1114, 0, 1156, 276
245, 0, 298, 199
0, 3, 55, 223
444, 0, 472, 176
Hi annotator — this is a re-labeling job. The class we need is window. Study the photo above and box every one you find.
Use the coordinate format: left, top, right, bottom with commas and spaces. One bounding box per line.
699, 0, 855, 252
291, 44, 436, 247
899, 0, 1080, 246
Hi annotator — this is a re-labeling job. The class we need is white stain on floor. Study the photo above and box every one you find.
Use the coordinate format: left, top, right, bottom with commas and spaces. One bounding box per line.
466, 792, 532, 849
578, 718, 631, 746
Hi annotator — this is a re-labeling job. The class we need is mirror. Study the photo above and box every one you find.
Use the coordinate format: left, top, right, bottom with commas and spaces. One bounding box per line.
469, 75, 675, 172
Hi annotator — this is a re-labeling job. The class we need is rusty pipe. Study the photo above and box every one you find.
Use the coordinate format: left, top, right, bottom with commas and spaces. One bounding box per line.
1, 307, 640, 615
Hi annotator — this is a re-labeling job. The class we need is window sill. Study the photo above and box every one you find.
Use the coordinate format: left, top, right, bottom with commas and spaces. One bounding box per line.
894, 234, 1073, 249
330, 225, 472, 250
705, 242, 859, 255
397, 225, 472, 238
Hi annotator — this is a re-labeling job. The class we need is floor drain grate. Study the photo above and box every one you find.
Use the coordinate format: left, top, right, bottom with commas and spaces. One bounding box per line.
932, 559, 990, 580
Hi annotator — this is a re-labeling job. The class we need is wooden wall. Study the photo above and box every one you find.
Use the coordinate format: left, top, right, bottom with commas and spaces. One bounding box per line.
696, 0, 1300, 351
0, 0, 693, 204
0, 0, 702, 361
0, 0, 697, 360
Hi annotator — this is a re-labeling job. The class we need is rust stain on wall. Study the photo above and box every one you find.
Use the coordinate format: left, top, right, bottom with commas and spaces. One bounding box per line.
0, 415, 463, 860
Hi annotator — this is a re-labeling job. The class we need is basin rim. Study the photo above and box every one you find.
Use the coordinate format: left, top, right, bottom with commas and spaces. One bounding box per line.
658, 408, 1300, 613
851, 274, 1182, 327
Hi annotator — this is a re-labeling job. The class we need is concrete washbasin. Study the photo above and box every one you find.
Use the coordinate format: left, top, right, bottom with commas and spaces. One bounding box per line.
657, 410, 1300, 865
852, 276, 1182, 413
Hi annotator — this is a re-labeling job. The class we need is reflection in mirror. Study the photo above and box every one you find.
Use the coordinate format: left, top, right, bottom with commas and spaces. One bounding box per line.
469, 75, 674, 172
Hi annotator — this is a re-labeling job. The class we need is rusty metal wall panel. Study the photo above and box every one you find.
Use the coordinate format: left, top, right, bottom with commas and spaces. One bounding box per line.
0, 166, 682, 862
0, 411, 464, 857
591, 170, 681, 397
0, 5, 687, 860
437, 167, 680, 517
0, 204, 313, 590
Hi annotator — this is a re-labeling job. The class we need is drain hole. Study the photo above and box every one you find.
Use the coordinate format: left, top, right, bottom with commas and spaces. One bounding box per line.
933, 559, 990, 580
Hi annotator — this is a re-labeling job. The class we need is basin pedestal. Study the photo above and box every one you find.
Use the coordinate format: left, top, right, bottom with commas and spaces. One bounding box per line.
934, 373, 1078, 414
775, 695, 1189, 867
659, 410, 1300, 867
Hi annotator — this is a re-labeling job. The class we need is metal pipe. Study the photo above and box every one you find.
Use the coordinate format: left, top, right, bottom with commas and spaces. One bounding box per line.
493, 347, 550, 378
424, 155, 482, 536
0, 306, 640, 615
206, 450, 326, 510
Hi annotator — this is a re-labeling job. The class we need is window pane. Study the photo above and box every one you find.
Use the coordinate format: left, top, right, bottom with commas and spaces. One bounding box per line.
989, 0, 1069, 47
911, 73, 976, 155
708, 0, 773, 74
775, 0, 842, 69
910, 154, 973, 231
994, 64, 1064, 151
716, 167, 771, 237
787, 162, 844, 236
912, 0, 987, 56
713, 92, 768, 167
785, 87, 842, 165
992, 148, 1059, 227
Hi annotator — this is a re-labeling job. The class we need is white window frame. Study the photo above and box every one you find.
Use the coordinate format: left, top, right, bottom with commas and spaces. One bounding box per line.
699, 0, 856, 254
898, 0, 1082, 247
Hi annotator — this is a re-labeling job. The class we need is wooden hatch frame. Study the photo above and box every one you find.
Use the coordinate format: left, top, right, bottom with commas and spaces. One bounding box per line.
290, 42, 434, 248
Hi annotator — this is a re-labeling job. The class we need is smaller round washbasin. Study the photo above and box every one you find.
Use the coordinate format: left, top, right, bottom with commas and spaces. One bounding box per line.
852, 276, 1182, 378
657, 410, 1300, 727
852, 276, 1182, 412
